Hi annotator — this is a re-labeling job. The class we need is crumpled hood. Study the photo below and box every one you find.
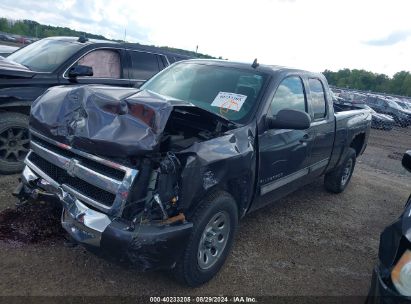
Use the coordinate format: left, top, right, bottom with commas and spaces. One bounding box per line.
30, 85, 228, 157
0, 57, 36, 78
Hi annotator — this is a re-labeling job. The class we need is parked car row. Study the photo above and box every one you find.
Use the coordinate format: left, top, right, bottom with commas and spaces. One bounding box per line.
0, 32, 37, 44
332, 88, 411, 130
365, 95, 411, 127
0, 33, 17, 43
334, 102, 395, 131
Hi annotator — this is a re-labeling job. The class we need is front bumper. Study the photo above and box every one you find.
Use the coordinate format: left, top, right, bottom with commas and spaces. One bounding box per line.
17, 165, 193, 270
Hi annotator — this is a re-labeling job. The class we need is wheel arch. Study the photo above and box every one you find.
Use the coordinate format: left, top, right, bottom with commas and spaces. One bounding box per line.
350, 132, 366, 157
0, 103, 31, 116
185, 180, 247, 222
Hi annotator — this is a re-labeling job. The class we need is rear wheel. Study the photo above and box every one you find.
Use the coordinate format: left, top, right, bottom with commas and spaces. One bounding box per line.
0, 112, 30, 174
324, 148, 356, 193
173, 191, 238, 286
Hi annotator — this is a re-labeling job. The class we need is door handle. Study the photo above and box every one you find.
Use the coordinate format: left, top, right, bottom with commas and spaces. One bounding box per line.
299, 134, 313, 143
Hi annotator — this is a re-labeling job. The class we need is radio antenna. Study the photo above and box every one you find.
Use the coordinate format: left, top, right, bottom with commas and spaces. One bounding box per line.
251, 58, 259, 68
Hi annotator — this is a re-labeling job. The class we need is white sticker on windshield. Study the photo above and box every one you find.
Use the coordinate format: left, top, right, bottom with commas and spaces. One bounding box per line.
211, 92, 247, 112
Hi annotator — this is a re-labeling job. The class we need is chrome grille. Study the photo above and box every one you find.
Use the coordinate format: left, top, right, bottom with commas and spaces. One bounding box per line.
28, 153, 116, 206
25, 130, 139, 216
31, 134, 125, 180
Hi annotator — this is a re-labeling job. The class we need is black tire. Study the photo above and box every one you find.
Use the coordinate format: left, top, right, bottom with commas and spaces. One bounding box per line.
0, 112, 30, 175
173, 191, 238, 287
324, 148, 356, 194
393, 115, 407, 128
383, 125, 393, 131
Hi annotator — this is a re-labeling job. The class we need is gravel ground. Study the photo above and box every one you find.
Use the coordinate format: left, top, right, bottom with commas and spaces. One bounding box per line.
0, 127, 410, 297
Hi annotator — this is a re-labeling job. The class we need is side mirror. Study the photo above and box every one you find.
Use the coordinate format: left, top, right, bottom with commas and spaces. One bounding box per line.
266, 109, 311, 130
402, 151, 411, 173
68, 65, 93, 78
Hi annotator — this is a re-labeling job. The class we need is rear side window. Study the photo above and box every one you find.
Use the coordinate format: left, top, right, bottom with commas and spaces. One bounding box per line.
308, 78, 327, 119
270, 76, 306, 116
168, 56, 177, 63
376, 99, 386, 107
159, 55, 168, 69
129, 51, 160, 80
77, 49, 121, 78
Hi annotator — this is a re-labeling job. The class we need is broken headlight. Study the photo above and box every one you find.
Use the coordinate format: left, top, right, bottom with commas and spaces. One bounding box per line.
392, 250, 411, 296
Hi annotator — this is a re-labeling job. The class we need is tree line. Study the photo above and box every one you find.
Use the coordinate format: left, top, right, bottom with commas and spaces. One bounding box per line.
323, 69, 411, 97
0, 18, 106, 40
0, 18, 215, 59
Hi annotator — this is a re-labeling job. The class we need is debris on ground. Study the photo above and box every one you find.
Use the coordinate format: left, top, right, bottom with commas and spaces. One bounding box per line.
0, 200, 64, 245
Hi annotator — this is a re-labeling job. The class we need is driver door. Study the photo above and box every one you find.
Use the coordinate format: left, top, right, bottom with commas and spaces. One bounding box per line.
253, 75, 315, 210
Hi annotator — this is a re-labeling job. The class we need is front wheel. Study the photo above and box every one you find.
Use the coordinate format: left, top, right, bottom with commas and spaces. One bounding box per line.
324, 148, 356, 193
173, 191, 238, 287
0, 112, 30, 175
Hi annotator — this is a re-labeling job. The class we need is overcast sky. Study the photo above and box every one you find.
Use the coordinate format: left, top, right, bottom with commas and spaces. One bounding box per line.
1, 0, 410, 76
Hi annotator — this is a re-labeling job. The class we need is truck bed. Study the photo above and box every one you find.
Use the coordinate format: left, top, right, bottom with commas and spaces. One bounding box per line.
326, 104, 372, 172
333, 102, 366, 113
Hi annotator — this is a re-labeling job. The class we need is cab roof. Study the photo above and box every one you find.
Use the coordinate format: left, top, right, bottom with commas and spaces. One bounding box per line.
177, 59, 323, 78
44, 36, 192, 59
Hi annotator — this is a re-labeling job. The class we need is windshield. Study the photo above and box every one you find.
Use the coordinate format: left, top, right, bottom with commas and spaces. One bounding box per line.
7, 39, 83, 72
387, 100, 403, 110
398, 101, 411, 110
141, 62, 267, 123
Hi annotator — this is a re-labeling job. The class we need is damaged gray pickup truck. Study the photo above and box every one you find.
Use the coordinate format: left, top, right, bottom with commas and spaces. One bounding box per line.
15, 59, 372, 286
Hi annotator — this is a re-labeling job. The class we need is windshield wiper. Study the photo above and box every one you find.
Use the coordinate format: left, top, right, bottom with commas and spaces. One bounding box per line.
20, 63, 31, 70
4, 57, 32, 70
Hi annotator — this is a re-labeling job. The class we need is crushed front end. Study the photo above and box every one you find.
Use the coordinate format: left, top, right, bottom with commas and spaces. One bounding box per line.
15, 84, 250, 270
15, 129, 193, 271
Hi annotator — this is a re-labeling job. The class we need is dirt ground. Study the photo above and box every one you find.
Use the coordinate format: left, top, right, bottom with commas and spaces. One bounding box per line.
0, 127, 410, 297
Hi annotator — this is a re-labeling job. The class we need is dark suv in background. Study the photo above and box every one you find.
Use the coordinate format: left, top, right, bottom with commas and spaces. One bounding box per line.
365, 95, 411, 127
0, 36, 192, 174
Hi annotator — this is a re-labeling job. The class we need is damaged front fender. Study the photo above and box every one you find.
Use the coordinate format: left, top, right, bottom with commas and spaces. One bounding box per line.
176, 124, 257, 216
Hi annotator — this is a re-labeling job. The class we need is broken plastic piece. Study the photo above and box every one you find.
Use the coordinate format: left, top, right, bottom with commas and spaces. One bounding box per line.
153, 194, 168, 220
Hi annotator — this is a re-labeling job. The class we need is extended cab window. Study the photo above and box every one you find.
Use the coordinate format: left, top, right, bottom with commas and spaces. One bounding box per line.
76, 49, 122, 78
308, 78, 327, 119
270, 76, 306, 116
158, 55, 168, 69
129, 51, 160, 80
